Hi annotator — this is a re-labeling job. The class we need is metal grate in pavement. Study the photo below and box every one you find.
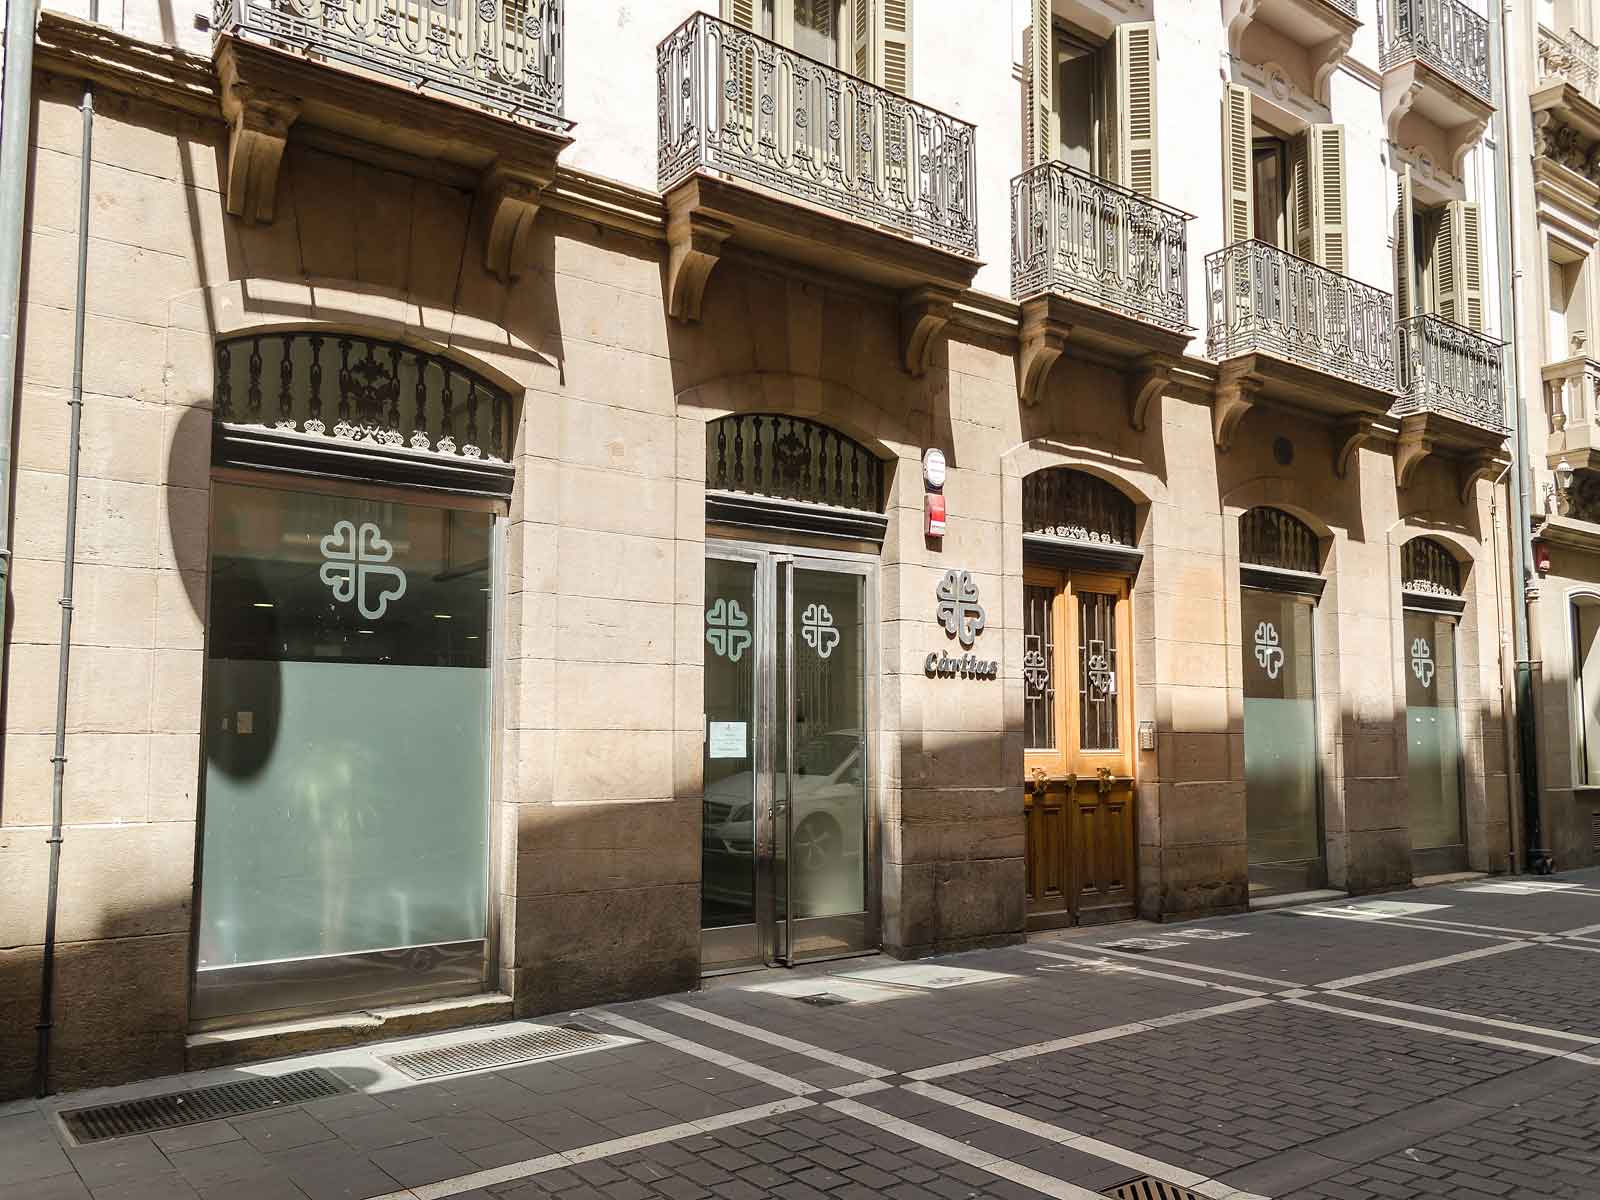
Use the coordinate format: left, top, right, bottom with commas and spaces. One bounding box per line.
60, 1069, 352, 1144
1103, 1177, 1203, 1200
380, 1025, 619, 1080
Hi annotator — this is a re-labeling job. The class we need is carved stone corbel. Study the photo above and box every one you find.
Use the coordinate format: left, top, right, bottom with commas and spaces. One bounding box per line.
480, 162, 556, 283
1334, 415, 1378, 479
1016, 296, 1069, 405
1447, 115, 1490, 177
1223, 0, 1259, 57
1459, 451, 1505, 504
217, 48, 300, 225
1394, 414, 1434, 489
1383, 76, 1425, 143
1128, 354, 1175, 432
900, 286, 957, 378
1213, 362, 1261, 451
664, 202, 733, 323
1311, 33, 1352, 105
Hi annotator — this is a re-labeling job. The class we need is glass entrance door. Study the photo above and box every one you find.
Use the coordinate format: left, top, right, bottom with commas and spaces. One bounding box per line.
1242, 588, 1325, 895
1405, 610, 1465, 874
702, 548, 875, 971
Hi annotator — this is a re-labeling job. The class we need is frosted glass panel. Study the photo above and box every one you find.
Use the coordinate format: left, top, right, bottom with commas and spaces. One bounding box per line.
1405, 612, 1463, 850
1242, 591, 1319, 865
198, 482, 492, 977
199, 661, 490, 967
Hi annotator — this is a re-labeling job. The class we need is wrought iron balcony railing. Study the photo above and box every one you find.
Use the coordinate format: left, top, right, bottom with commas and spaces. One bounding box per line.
1394, 314, 1506, 433
1205, 240, 1396, 393
1544, 355, 1600, 435
656, 12, 978, 257
1011, 160, 1191, 334
213, 0, 567, 130
1538, 26, 1600, 104
1381, 0, 1492, 106
1323, 0, 1358, 17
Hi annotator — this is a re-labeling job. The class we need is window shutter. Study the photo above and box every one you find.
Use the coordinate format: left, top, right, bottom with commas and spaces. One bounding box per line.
852, 0, 911, 93
1432, 207, 1459, 324
1025, 0, 1055, 167
1395, 165, 1416, 320
1222, 83, 1253, 245
722, 0, 758, 30
1289, 132, 1311, 258
1452, 200, 1484, 331
1308, 124, 1348, 274
1114, 22, 1158, 196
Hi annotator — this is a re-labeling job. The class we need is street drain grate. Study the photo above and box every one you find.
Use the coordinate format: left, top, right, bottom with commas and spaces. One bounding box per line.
1103, 1178, 1203, 1200
59, 1069, 352, 1144
796, 992, 851, 1007
380, 1025, 620, 1080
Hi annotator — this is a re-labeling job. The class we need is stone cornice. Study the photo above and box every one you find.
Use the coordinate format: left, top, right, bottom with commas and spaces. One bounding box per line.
33, 10, 221, 121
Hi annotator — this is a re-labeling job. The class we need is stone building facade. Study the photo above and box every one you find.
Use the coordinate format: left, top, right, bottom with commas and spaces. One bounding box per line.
0, 0, 1518, 1098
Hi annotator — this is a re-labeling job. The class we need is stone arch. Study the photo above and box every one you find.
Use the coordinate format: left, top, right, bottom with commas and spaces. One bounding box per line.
673, 370, 914, 463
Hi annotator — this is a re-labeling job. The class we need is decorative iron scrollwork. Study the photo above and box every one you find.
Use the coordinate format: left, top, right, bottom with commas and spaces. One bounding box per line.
1240, 507, 1319, 573
1402, 537, 1463, 597
1024, 470, 1136, 546
1381, 0, 1491, 105
1394, 314, 1506, 434
706, 413, 884, 511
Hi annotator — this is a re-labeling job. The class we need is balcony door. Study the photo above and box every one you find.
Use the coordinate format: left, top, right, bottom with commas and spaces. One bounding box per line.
703, 546, 877, 971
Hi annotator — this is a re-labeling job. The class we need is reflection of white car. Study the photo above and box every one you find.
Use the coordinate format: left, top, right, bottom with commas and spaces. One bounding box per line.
703, 731, 865, 873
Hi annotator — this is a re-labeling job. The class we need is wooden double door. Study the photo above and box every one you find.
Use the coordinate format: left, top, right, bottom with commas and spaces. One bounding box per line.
1022, 566, 1137, 928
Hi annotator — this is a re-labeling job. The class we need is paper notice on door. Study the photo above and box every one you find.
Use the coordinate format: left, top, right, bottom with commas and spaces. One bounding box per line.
708, 721, 747, 759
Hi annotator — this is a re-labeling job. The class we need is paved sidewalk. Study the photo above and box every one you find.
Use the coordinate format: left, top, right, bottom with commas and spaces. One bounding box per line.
5, 870, 1600, 1200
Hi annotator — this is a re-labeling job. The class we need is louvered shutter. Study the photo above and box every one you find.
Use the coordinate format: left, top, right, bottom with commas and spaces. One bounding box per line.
1222, 83, 1253, 245
1431, 208, 1458, 324
1025, 0, 1054, 166
1395, 165, 1416, 320
1289, 132, 1311, 257
852, 0, 911, 93
1453, 200, 1484, 331
1114, 22, 1158, 196
1308, 124, 1348, 274
722, 0, 757, 29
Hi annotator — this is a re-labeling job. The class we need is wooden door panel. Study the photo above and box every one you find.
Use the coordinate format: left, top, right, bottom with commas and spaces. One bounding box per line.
1069, 783, 1136, 919
1024, 788, 1068, 914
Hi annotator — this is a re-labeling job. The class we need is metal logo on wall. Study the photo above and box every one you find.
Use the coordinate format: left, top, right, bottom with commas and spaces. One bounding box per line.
1411, 637, 1435, 687
705, 597, 752, 663
1253, 621, 1284, 681
319, 520, 407, 620
926, 569, 997, 680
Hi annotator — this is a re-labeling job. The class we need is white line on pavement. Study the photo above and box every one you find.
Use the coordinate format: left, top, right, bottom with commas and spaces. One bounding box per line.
1281, 997, 1593, 1061
368, 1096, 818, 1200
654, 999, 893, 1077
587, 1009, 820, 1096
1559, 921, 1600, 937
1315, 939, 1532, 991
1320, 990, 1600, 1045
1033, 942, 1305, 988
825, 1096, 1111, 1200
1023, 947, 1273, 995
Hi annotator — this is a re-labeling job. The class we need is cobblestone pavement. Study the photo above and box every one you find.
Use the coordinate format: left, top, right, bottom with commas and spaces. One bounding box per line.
4, 870, 1600, 1200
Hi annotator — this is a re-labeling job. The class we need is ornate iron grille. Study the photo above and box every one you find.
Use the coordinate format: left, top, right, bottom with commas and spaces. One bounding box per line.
1024, 470, 1136, 547
1539, 27, 1600, 103
1240, 507, 1319, 573
656, 12, 978, 257
1078, 589, 1119, 751
1023, 583, 1055, 750
212, 0, 567, 130
1011, 160, 1191, 332
1402, 537, 1462, 596
1394, 314, 1506, 433
1324, 0, 1357, 16
1205, 240, 1396, 395
706, 414, 884, 511
1380, 0, 1491, 105
214, 333, 515, 461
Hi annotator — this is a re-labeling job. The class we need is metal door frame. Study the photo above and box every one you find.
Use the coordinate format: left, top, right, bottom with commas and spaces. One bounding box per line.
701, 540, 880, 973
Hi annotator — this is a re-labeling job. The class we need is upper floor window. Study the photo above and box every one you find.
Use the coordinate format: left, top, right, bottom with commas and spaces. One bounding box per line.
1222, 85, 1347, 274
724, 0, 910, 92
1025, 10, 1158, 197
1395, 167, 1484, 332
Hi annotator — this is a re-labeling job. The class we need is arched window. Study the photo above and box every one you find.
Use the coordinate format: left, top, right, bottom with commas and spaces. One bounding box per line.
1239, 507, 1319, 573
705, 413, 887, 541
1024, 469, 1137, 547
213, 332, 517, 498
1402, 537, 1463, 598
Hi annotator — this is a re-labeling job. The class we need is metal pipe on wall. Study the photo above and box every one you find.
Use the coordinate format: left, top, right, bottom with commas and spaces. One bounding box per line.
1491, 0, 1548, 872
35, 31, 95, 1099
0, 0, 42, 727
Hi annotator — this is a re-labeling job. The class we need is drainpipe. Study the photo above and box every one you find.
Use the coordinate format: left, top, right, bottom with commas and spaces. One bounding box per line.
1490, 0, 1549, 872
35, 29, 94, 1099
0, 0, 41, 714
